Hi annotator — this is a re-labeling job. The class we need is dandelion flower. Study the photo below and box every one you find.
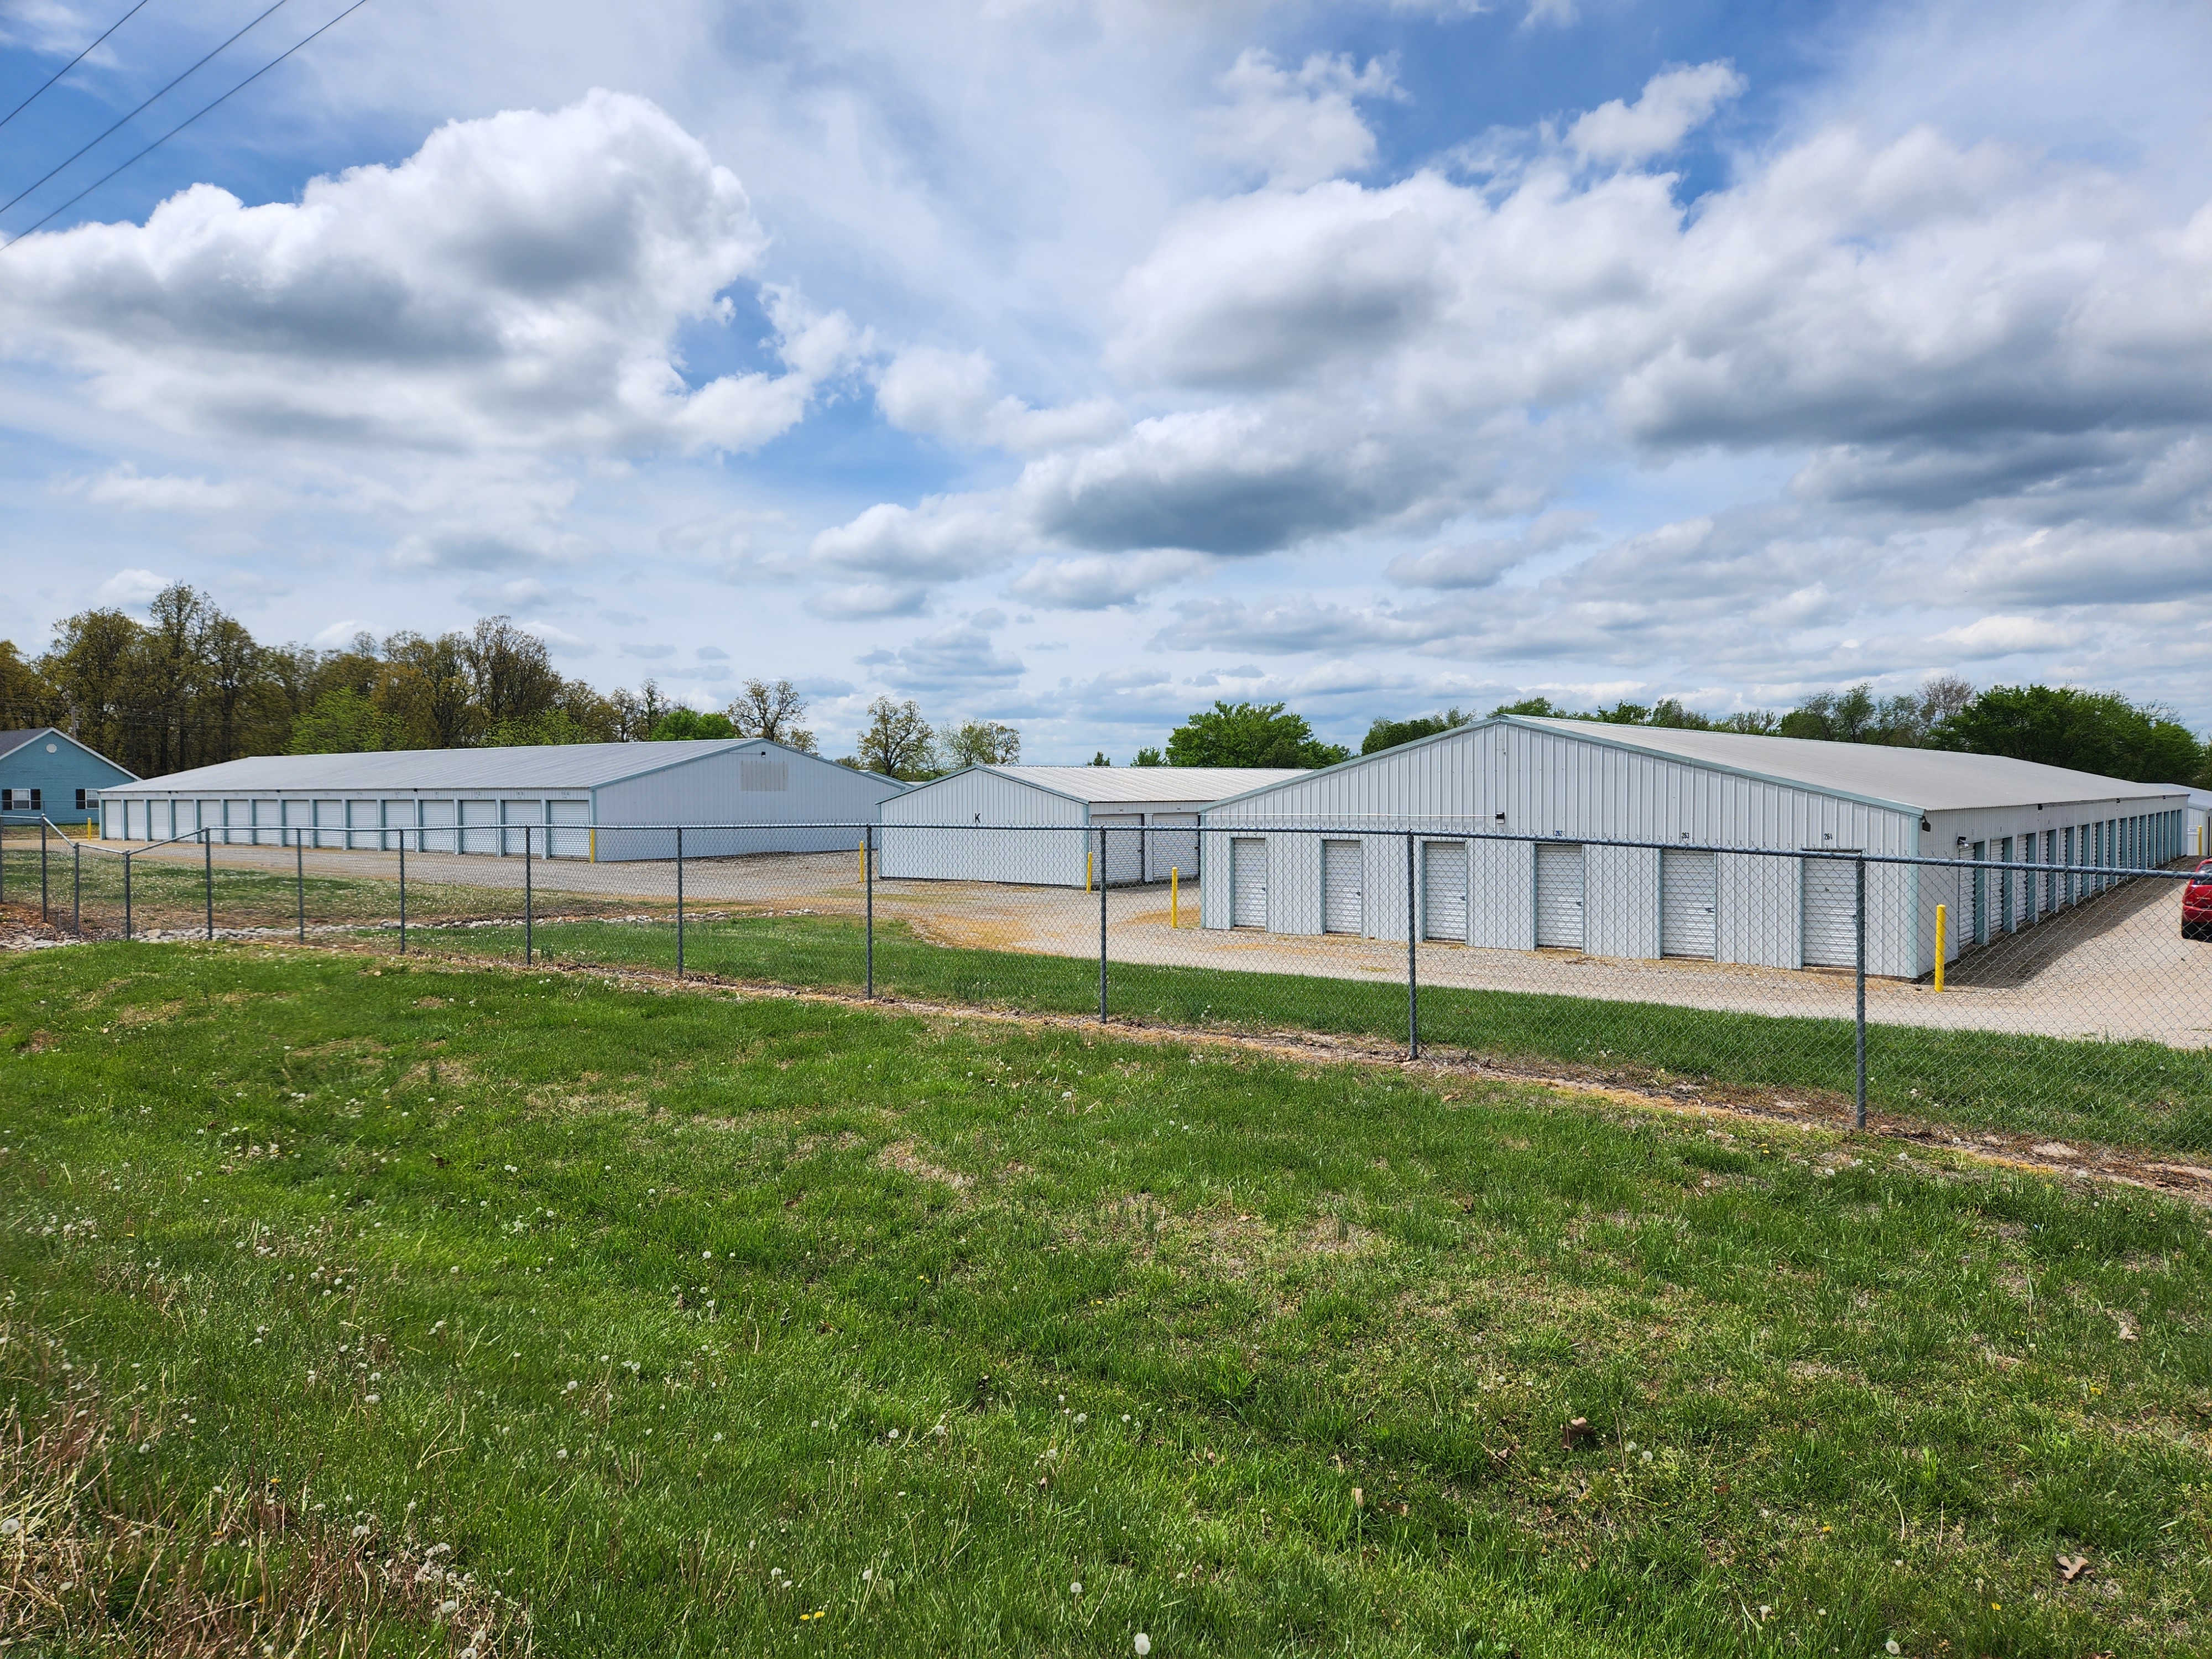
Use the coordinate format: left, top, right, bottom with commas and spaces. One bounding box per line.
1070, 1581, 1082, 1597
1135, 1636, 1151, 1656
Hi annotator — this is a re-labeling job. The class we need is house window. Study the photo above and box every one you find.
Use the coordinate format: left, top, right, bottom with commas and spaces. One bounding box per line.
76, 789, 88, 810
3, 789, 39, 811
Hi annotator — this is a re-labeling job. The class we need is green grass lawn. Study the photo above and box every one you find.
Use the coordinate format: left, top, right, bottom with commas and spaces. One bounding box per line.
3, 942, 2208, 1656
416, 911, 2212, 1158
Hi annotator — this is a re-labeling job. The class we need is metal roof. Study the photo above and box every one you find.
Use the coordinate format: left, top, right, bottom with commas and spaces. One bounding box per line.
1204, 714, 2185, 817
1515, 718, 2182, 813
98, 737, 890, 795
964, 765, 1308, 806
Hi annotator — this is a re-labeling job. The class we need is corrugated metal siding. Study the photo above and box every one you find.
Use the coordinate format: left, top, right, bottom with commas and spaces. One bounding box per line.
596, 744, 902, 858
879, 770, 1087, 885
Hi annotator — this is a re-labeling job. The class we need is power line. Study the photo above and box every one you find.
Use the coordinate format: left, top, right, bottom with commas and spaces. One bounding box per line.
0, 0, 293, 220
0, 0, 161, 132
2, 0, 370, 248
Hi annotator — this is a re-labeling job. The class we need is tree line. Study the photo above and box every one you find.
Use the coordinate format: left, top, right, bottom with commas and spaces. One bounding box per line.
0, 583, 1028, 784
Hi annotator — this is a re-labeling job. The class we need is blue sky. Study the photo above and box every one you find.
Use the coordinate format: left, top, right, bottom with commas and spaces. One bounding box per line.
3, 0, 2210, 761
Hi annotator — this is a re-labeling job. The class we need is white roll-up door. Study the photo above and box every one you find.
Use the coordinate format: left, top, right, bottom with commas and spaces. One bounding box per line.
460, 799, 498, 855
1660, 849, 1717, 958
310, 800, 341, 848
1422, 841, 1467, 941
549, 800, 589, 858
1095, 815, 1144, 885
1802, 858, 1858, 967
379, 801, 415, 851
1148, 813, 1198, 883
1534, 842, 1585, 949
1231, 838, 1269, 928
1323, 840, 1363, 935
420, 800, 458, 853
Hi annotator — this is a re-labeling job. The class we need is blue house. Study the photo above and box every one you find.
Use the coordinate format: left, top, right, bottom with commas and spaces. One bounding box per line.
0, 728, 138, 828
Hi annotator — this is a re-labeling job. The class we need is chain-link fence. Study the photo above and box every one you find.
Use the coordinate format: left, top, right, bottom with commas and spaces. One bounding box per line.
14, 816, 2211, 1158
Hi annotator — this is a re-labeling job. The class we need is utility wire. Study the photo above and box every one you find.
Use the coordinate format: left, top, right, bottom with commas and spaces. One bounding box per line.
0, 0, 293, 219
2, 0, 369, 248
0, 0, 160, 132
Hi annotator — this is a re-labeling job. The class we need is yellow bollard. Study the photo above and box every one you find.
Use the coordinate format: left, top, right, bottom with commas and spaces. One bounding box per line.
1171, 867, 1179, 928
859, 837, 867, 880
1086, 849, 1093, 893
1934, 903, 1947, 993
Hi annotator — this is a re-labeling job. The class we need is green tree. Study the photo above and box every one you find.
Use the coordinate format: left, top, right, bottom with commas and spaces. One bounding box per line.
0, 640, 50, 728
1489, 695, 1567, 718
648, 707, 736, 741
1361, 708, 1469, 755
857, 697, 938, 779
1089, 752, 1112, 766
286, 686, 397, 754
941, 719, 1020, 768
1931, 685, 2205, 782
1165, 701, 1349, 769
1131, 747, 1164, 766
727, 679, 815, 752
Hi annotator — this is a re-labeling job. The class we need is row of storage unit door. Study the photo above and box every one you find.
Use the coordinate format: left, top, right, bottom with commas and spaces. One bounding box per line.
1091, 818, 1201, 885
109, 796, 593, 856
1232, 838, 1851, 964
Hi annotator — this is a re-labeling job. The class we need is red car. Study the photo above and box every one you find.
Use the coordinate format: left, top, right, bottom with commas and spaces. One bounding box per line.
2185, 860, 2212, 940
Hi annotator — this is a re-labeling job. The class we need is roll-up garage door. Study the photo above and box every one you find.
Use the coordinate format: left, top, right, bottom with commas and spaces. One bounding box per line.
1534, 842, 1585, 949
1148, 813, 1198, 883
549, 800, 589, 858
380, 801, 415, 851
1231, 838, 1269, 928
460, 799, 498, 855
1323, 840, 1363, 935
313, 800, 343, 848
1422, 841, 1467, 941
1660, 849, 1717, 958
222, 801, 248, 844
1802, 858, 1858, 967
420, 800, 458, 853
1095, 815, 1144, 885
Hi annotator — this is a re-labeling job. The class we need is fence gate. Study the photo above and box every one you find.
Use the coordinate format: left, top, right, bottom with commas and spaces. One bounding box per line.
1231, 838, 1269, 928
1802, 856, 1857, 967
1322, 839, 1363, 935
1660, 848, 1717, 958
1422, 840, 1467, 941
1097, 815, 1145, 885
1534, 842, 1585, 949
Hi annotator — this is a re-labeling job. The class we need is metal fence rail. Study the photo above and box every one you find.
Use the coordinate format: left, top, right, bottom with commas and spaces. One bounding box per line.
8, 815, 2208, 1156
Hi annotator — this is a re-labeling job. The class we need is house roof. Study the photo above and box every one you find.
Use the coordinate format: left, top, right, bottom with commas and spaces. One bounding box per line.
962, 765, 1308, 806
1208, 715, 2185, 817
0, 726, 138, 779
97, 737, 893, 795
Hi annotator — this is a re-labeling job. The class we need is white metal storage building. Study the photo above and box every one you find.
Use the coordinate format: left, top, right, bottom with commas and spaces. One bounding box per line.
878, 766, 1303, 888
1199, 716, 2189, 978
95, 739, 906, 860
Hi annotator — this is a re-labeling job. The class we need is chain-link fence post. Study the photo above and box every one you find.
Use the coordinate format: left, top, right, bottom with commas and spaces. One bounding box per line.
203, 830, 212, 940
1406, 830, 1419, 1060
1854, 854, 1868, 1130
72, 841, 80, 934
41, 820, 50, 924
675, 826, 685, 978
295, 829, 305, 943
123, 849, 132, 940
1098, 827, 1108, 1023
524, 823, 534, 967
398, 834, 407, 955
865, 825, 875, 999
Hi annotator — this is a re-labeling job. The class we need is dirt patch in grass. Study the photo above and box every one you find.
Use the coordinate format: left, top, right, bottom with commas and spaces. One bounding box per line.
876, 1139, 971, 1191
0, 1371, 531, 1657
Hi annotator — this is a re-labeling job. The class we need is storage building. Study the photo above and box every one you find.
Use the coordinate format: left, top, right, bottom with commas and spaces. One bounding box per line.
878, 766, 1303, 888
2170, 786, 2212, 860
1199, 716, 2189, 978
94, 738, 905, 860
0, 728, 137, 827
